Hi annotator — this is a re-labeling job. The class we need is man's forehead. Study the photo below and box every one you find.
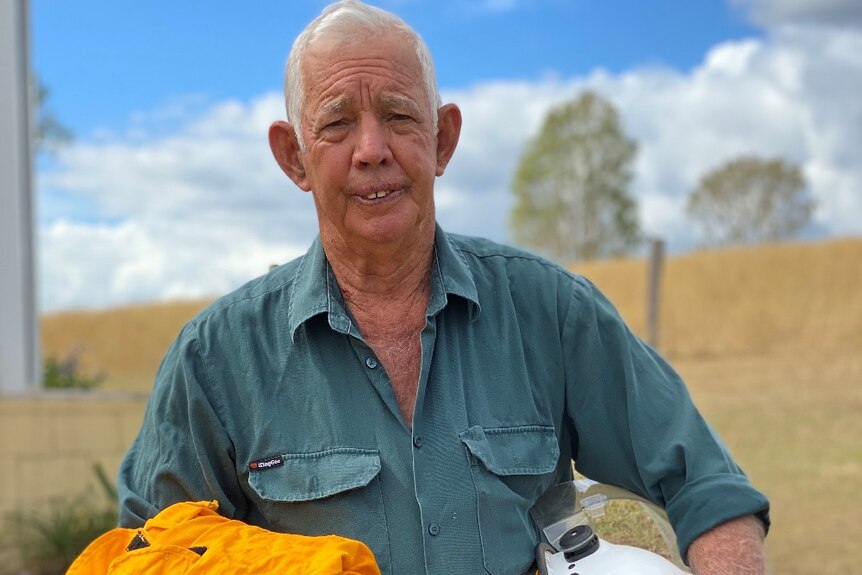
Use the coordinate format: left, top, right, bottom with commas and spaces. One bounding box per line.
299, 31, 430, 117
313, 91, 421, 116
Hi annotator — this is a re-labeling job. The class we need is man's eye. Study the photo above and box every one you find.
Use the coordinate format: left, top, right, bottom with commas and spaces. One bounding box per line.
325, 119, 347, 129
389, 114, 412, 122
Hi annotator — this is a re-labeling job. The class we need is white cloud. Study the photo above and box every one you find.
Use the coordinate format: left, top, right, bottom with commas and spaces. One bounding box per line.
39, 26, 862, 311
39, 94, 316, 311
42, 95, 307, 236
617, 28, 861, 240
438, 25, 862, 250
40, 218, 307, 312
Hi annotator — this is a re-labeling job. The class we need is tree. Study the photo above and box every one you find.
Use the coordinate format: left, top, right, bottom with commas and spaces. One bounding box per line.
510, 90, 640, 263
686, 156, 814, 247
32, 75, 72, 155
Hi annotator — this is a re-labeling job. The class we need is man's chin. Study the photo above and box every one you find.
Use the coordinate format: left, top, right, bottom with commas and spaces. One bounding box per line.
348, 214, 434, 248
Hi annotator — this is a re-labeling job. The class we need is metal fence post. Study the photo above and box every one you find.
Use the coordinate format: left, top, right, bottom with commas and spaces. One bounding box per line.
646, 237, 665, 351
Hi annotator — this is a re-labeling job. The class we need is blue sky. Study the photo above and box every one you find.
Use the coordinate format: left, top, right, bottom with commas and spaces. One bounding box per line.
29, 0, 862, 311
33, 1, 758, 136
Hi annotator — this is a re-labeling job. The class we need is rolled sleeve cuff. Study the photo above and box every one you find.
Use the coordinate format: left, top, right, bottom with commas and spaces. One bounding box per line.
665, 473, 771, 562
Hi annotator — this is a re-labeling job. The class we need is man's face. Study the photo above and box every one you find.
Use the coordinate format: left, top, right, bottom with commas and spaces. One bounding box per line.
295, 31, 442, 248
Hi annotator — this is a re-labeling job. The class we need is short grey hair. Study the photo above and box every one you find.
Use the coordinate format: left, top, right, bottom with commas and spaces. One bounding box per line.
284, 0, 442, 150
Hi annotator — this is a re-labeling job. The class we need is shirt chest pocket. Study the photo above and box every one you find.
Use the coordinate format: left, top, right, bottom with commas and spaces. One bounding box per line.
459, 425, 560, 575
246, 448, 391, 574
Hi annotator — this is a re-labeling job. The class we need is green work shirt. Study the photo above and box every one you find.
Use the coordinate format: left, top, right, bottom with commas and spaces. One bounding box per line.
118, 226, 769, 575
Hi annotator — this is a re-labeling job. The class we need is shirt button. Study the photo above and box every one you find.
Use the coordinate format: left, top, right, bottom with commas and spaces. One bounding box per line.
428, 523, 440, 536
412, 436, 423, 448
365, 357, 378, 369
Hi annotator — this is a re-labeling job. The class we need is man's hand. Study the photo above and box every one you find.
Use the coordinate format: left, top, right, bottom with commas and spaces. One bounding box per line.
687, 514, 767, 575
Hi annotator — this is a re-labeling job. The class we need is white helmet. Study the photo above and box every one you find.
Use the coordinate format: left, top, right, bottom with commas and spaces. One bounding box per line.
531, 478, 691, 575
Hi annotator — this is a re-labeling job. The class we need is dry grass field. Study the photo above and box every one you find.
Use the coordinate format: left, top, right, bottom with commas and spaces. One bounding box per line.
41, 237, 862, 575
41, 299, 210, 392
675, 353, 861, 575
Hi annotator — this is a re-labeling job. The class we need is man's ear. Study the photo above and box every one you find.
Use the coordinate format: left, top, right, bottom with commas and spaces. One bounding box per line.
269, 121, 311, 191
435, 103, 462, 177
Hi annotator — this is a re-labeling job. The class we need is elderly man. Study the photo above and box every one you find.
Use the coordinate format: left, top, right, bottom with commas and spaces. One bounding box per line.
118, 1, 769, 574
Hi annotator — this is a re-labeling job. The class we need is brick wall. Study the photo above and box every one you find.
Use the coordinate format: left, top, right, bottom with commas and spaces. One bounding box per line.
0, 391, 148, 570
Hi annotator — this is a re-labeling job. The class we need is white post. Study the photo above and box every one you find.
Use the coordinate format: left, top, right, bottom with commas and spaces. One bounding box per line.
0, 0, 40, 392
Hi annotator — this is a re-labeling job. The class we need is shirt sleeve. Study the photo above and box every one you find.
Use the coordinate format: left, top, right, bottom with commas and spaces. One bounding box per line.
561, 276, 770, 560
117, 322, 245, 527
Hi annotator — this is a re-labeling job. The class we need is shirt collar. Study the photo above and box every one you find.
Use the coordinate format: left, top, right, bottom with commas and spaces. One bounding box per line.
429, 224, 481, 321
288, 225, 481, 342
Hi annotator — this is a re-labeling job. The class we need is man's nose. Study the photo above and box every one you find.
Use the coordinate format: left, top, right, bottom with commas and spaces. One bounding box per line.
353, 116, 392, 168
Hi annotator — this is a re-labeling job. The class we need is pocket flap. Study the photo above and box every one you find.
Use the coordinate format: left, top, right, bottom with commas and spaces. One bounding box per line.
459, 425, 559, 476
248, 448, 381, 502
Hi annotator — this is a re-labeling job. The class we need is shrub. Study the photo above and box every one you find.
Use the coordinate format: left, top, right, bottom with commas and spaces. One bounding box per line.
3, 464, 118, 575
42, 347, 105, 390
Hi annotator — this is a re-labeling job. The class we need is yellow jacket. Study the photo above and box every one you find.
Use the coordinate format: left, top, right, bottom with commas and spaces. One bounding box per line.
67, 500, 381, 574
